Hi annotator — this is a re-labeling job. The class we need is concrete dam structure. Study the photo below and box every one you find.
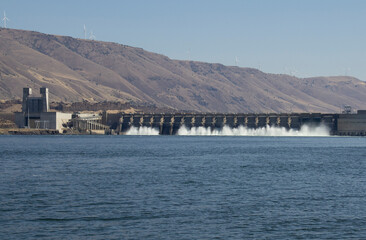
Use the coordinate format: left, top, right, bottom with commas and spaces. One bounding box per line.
102, 111, 366, 136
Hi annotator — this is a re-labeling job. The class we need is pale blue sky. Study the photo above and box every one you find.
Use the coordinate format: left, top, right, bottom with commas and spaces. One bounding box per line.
2, 0, 366, 80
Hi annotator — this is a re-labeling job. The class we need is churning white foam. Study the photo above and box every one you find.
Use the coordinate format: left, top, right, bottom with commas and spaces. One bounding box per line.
177, 124, 330, 137
125, 126, 159, 135
124, 124, 330, 136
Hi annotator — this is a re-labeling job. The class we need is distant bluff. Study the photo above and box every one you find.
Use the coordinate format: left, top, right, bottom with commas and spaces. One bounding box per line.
1, 28, 366, 113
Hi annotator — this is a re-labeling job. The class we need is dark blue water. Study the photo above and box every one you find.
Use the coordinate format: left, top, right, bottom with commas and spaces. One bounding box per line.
1, 136, 366, 239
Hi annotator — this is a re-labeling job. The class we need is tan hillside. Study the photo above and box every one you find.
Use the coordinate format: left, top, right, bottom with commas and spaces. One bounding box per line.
0, 28, 365, 113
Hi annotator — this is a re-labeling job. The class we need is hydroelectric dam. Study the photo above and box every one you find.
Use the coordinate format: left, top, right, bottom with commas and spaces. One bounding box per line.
102, 110, 366, 136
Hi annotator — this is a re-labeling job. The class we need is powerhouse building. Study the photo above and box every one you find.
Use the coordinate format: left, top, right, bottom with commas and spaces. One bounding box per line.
15, 88, 72, 131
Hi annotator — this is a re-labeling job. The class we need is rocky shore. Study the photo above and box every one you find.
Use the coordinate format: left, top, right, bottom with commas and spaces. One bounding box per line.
0, 128, 110, 135
0, 128, 60, 135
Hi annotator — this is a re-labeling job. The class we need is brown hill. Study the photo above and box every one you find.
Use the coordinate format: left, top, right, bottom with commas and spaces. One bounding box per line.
0, 28, 365, 113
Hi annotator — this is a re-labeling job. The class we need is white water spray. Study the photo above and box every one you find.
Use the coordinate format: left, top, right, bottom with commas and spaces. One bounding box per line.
125, 126, 159, 135
177, 124, 330, 137
124, 124, 330, 136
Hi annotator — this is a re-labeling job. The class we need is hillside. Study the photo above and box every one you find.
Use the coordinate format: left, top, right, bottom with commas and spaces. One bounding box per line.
0, 28, 365, 113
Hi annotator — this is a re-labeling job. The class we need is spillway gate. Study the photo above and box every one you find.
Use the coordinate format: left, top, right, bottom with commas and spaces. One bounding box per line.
116, 113, 338, 135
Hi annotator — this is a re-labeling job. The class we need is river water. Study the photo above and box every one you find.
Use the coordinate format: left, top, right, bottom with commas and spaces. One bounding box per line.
1, 135, 366, 239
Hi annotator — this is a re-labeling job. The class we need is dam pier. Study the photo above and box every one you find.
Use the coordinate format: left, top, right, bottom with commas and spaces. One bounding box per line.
102, 111, 366, 136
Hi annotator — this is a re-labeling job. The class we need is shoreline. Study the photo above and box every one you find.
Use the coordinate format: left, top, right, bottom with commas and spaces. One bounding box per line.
0, 128, 107, 135
0, 128, 59, 135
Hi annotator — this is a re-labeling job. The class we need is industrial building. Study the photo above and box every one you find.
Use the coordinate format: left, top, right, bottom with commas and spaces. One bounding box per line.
15, 88, 72, 131
71, 112, 109, 133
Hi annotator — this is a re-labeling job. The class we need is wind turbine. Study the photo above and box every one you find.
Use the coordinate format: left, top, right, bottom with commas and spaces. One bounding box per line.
345, 67, 351, 76
89, 30, 95, 40
83, 24, 86, 39
187, 49, 191, 61
235, 56, 239, 66
2, 11, 9, 28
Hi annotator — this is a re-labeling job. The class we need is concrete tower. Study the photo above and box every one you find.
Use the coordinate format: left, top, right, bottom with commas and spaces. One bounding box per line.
22, 88, 32, 112
40, 87, 49, 112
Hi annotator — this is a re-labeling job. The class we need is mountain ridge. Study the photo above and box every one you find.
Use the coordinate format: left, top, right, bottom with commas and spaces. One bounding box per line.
0, 28, 365, 113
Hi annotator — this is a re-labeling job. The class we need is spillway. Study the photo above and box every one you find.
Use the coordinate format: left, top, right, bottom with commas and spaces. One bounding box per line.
101, 110, 366, 136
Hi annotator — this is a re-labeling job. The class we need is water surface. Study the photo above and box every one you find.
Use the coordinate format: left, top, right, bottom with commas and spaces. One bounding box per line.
1, 136, 366, 239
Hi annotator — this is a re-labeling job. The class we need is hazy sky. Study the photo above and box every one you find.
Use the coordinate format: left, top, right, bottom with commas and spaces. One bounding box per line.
2, 0, 366, 80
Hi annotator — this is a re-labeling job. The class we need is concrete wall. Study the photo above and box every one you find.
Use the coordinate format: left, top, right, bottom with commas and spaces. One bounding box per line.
102, 112, 122, 129
56, 113, 72, 130
39, 112, 57, 129
14, 112, 25, 128
337, 112, 366, 136
22, 87, 49, 114
40, 112, 72, 130
14, 112, 71, 130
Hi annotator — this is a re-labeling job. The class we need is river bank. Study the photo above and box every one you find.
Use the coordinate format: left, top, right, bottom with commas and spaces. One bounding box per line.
0, 128, 108, 135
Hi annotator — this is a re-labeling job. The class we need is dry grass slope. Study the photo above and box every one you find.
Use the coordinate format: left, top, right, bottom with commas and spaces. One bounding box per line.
1, 28, 366, 113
